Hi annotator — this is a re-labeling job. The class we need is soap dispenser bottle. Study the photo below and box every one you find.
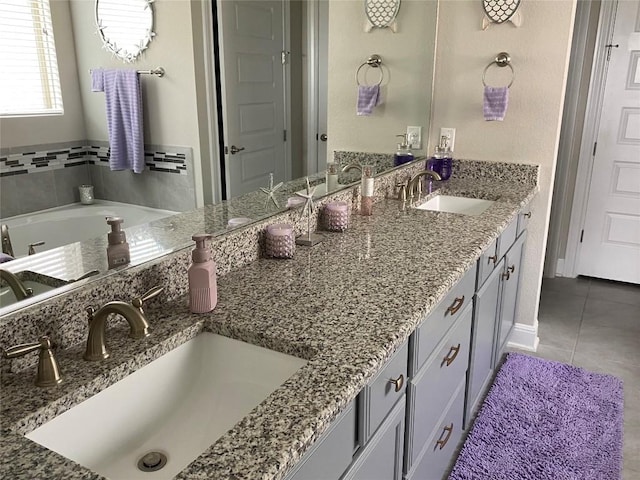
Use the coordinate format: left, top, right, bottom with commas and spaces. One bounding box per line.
106, 217, 130, 269
393, 134, 414, 166
188, 234, 217, 313
439, 135, 453, 180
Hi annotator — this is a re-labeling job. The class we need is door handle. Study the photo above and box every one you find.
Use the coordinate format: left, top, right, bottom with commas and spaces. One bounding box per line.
227, 145, 245, 155
319, 134, 328, 142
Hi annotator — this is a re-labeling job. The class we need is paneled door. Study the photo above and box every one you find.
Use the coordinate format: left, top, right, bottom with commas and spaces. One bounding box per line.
218, 0, 288, 198
578, 0, 640, 284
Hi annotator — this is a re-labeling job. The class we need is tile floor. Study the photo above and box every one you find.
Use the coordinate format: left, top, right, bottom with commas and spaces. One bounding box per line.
513, 276, 639, 479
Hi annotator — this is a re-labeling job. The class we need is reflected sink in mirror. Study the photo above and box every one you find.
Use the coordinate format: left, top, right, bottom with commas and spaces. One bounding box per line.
0, 271, 67, 308
26, 333, 307, 480
415, 195, 495, 216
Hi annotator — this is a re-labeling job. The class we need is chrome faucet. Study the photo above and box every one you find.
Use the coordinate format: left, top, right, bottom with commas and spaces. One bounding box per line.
0, 268, 33, 301
84, 286, 163, 361
405, 169, 442, 201
1, 224, 14, 257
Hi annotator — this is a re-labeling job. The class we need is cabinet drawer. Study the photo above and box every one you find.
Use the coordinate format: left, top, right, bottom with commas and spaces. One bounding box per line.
410, 265, 476, 375
360, 341, 408, 442
496, 218, 517, 260
405, 306, 472, 471
342, 396, 405, 480
476, 238, 498, 290
517, 207, 532, 237
407, 379, 465, 480
285, 401, 356, 480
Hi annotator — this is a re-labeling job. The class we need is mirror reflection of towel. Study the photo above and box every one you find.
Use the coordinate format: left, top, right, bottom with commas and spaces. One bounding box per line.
483, 86, 509, 121
91, 69, 145, 173
357, 85, 381, 116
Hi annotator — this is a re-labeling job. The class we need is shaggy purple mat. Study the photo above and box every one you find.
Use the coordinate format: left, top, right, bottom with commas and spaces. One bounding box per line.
449, 353, 624, 480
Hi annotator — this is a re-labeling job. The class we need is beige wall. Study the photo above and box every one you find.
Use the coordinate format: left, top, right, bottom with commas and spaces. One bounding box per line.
68, 0, 204, 205
0, 0, 86, 148
430, 0, 577, 337
326, 0, 438, 158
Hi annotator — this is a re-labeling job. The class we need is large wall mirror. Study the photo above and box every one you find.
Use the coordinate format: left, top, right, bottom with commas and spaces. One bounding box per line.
0, 0, 438, 316
95, 0, 155, 62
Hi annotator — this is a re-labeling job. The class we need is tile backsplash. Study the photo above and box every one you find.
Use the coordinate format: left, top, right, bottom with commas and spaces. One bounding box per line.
0, 142, 196, 218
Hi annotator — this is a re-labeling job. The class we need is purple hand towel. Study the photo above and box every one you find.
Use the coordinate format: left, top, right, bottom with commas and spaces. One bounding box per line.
483, 86, 509, 121
91, 69, 145, 174
357, 85, 381, 116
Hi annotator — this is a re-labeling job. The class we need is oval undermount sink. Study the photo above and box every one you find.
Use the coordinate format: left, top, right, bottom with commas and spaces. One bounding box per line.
414, 195, 495, 216
26, 332, 307, 480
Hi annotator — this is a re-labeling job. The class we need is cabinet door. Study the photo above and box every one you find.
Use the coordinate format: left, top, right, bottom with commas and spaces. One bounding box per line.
342, 398, 405, 480
406, 379, 465, 480
405, 306, 472, 472
285, 402, 356, 480
466, 257, 504, 427
359, 341, 408, 443
476, 238, 498, 290
496, 231, 527, 361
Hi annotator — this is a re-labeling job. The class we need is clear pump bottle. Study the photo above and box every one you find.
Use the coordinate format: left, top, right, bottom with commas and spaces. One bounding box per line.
188, 234, 218, 313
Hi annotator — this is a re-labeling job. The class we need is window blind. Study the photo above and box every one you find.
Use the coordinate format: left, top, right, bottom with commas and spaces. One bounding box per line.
0, 0, 64, 116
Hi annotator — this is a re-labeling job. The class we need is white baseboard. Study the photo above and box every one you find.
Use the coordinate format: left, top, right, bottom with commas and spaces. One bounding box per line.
508, 320, 539, 352
556, 258, 565, 277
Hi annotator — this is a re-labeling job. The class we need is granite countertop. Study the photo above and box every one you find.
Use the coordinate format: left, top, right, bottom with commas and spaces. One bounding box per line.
0, 174, 537, 480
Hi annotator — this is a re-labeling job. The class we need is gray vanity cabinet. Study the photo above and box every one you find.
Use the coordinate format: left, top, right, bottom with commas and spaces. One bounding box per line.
494, 230, 527, 363
341, 398, 406, 480
466, 214, 530, 426
285, 401, 357, 480
404, 290, 474, 479
286, 342, 408, 480
466, 256, 504, 425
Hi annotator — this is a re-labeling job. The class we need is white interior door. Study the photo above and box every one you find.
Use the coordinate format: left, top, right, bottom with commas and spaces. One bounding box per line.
218, 0, 288, 198
577, 0, 640, 284
316, 0, 328, 170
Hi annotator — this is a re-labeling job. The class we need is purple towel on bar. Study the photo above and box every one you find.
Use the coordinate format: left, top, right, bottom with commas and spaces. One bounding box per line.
483, 86, 509, 121
357, 85, 381, 116
91, 69, 145, 173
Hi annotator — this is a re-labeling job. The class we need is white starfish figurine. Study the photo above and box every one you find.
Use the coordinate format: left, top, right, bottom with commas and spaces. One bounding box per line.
294, 177, 317, 221
260, 173, 283, 208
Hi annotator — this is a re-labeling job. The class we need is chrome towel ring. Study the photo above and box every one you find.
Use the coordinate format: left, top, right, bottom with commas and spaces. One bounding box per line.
356, 54, 384, 86
482, 52, 515, 88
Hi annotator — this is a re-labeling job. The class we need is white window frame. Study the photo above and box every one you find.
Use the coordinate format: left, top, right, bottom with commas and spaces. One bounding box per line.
0, 0, 64, 117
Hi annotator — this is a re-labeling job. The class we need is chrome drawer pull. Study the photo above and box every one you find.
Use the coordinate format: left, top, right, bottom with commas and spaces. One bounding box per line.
441, 343, 461, 367
446, 296, 465, 315
388, 374, 404, 392
435, 423, 454, 450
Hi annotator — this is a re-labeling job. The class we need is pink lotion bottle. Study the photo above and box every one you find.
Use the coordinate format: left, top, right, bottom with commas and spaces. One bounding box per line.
188, 234, 217, 313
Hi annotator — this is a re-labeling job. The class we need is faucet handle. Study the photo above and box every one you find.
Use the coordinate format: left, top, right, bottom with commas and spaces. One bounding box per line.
3, 336, 62, 387
132, 286, 164, 309
395, 182, 408, 202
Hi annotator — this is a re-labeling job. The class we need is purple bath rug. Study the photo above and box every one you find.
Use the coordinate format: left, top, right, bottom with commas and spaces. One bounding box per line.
449, 353, 624, 480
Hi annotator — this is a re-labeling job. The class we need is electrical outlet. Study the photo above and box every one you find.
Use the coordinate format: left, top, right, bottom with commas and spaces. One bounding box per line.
407, 126, 422, 149
439, 127, 456, 152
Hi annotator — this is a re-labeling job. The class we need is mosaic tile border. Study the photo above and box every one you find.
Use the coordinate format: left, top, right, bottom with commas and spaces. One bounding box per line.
0, 144, 191, 177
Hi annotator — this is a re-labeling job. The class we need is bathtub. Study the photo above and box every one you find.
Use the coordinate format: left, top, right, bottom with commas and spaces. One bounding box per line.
2, 201, 178, 258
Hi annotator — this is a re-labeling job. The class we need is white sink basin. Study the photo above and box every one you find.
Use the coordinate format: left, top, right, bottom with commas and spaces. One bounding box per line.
26, 333, 307, 480
415, 195, 495, 216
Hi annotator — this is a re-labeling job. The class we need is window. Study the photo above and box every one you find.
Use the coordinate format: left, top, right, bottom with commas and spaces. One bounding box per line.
0, 0, 64, 117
